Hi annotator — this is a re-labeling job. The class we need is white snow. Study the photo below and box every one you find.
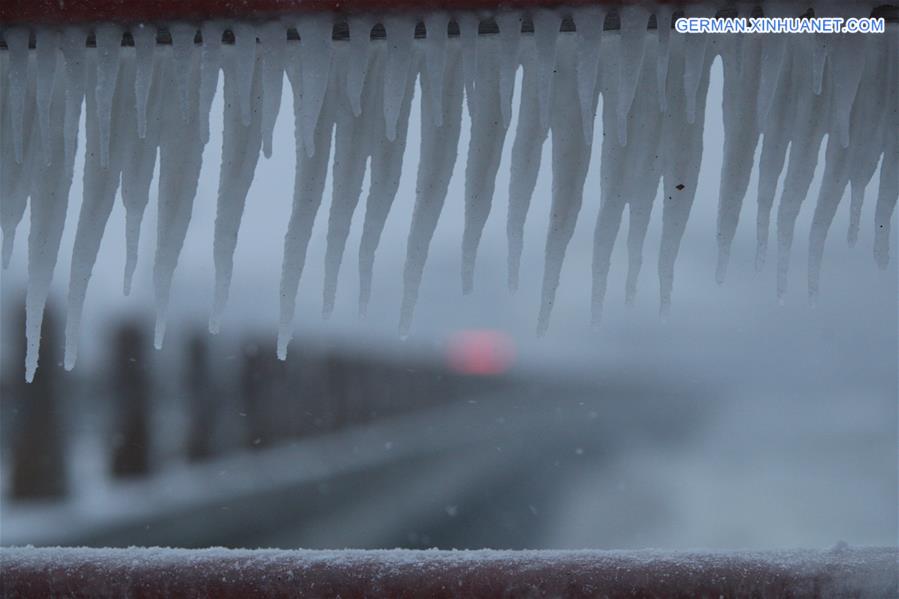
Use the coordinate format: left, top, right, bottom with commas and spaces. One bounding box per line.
2, 9, 897, 380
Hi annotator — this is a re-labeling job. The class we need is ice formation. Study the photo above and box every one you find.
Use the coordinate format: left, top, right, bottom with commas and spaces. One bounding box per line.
0, 4, 896, 380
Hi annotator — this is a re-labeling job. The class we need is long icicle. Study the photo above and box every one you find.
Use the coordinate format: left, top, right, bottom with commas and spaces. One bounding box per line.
846, 36, 887, 247
209, 49, 264, 334
505, 39, 549, 293
715, 32, 761, 284
122, 52, 164, 296
0, 49, 37, 267
358, 44, 417, 315
64, 50, 131, 370
754, 40, 794, 272
24, 62, 72, 382
153, 44, 205, 349
277, 42, 338, 360
399, 41, 465, 335
322, 44, 378, 319
461, 35, 508, 294
537, 34, 592, 336
776, 35, 831, 302
873, 29, 899, 270
623, 36, 664, 307
658, 32, 712, 318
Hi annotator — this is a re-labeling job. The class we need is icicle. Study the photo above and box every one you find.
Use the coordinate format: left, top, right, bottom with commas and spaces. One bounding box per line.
847, 37, 888, 247
715, 34, 761, 284
776, 36, 831, 301
807, 131, 851, 305
210, 49, 264, 333
873, 134, 898, 270
64, 52, 131, 370
6, 27, 30, 163
132, 24, 157, 139
592, 36, 630, 326
616, 5, 649, 145
153, 46, 204, 349
382, 15, 416, 142
61, 28, 87, 176
277, 44, 338, 359
655, 4, 673, 113
199, 21, 224, 144
35, 28, 60, 165
682, 33, 707, 126
358, 49, 417, 315
0, 52, 36, 267
457, 12, 479, 116
296, 14, 334, 157
495, 12, 522, 129
754, 43, 794, 272
830, 34, 864, 149
24, 65, 72, 382
506, 41, 549, 292
346, 15, 374, 116
323, 45, 378, 319
231, 22, 257, 127
122, 55, 165, 295
592, 33, 664, 324
423, 12, 449, 127
756, 38, 786, 125
462, 36, 508, 294
259, 21, 286, 158
537, 35, 591, 336
400, 42, 465, 335
872, 28, 897, 269
94, 24, 122, 168
171, 24, 198, 123
658, 33, 712, 317
623, 37, 664, 307
811, 37, 828, 96
532, 9, 561, 131
573, 5, 605, 144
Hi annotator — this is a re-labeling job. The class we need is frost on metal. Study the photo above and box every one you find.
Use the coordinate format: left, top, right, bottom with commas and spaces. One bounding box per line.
0, 546, 896, 598
0, 4, 897, 380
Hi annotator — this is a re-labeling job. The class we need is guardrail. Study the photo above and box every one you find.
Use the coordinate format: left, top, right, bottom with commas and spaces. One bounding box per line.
1, 546, 896, 597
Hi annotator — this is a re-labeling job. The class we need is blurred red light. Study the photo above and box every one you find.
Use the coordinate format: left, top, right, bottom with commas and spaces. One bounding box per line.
446, 330, 515, 375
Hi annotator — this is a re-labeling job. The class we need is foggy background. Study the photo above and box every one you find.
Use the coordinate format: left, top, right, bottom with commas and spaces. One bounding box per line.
1, 36, 896, 551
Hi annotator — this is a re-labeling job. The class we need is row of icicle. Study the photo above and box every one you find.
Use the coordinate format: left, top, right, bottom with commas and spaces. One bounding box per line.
1, 3, 897, 381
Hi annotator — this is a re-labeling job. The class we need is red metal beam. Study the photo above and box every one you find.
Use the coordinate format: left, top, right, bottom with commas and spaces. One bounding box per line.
1, 546, 896, 597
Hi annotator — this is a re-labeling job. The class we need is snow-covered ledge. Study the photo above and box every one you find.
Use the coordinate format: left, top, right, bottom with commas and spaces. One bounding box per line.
1, 546, 896, 597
